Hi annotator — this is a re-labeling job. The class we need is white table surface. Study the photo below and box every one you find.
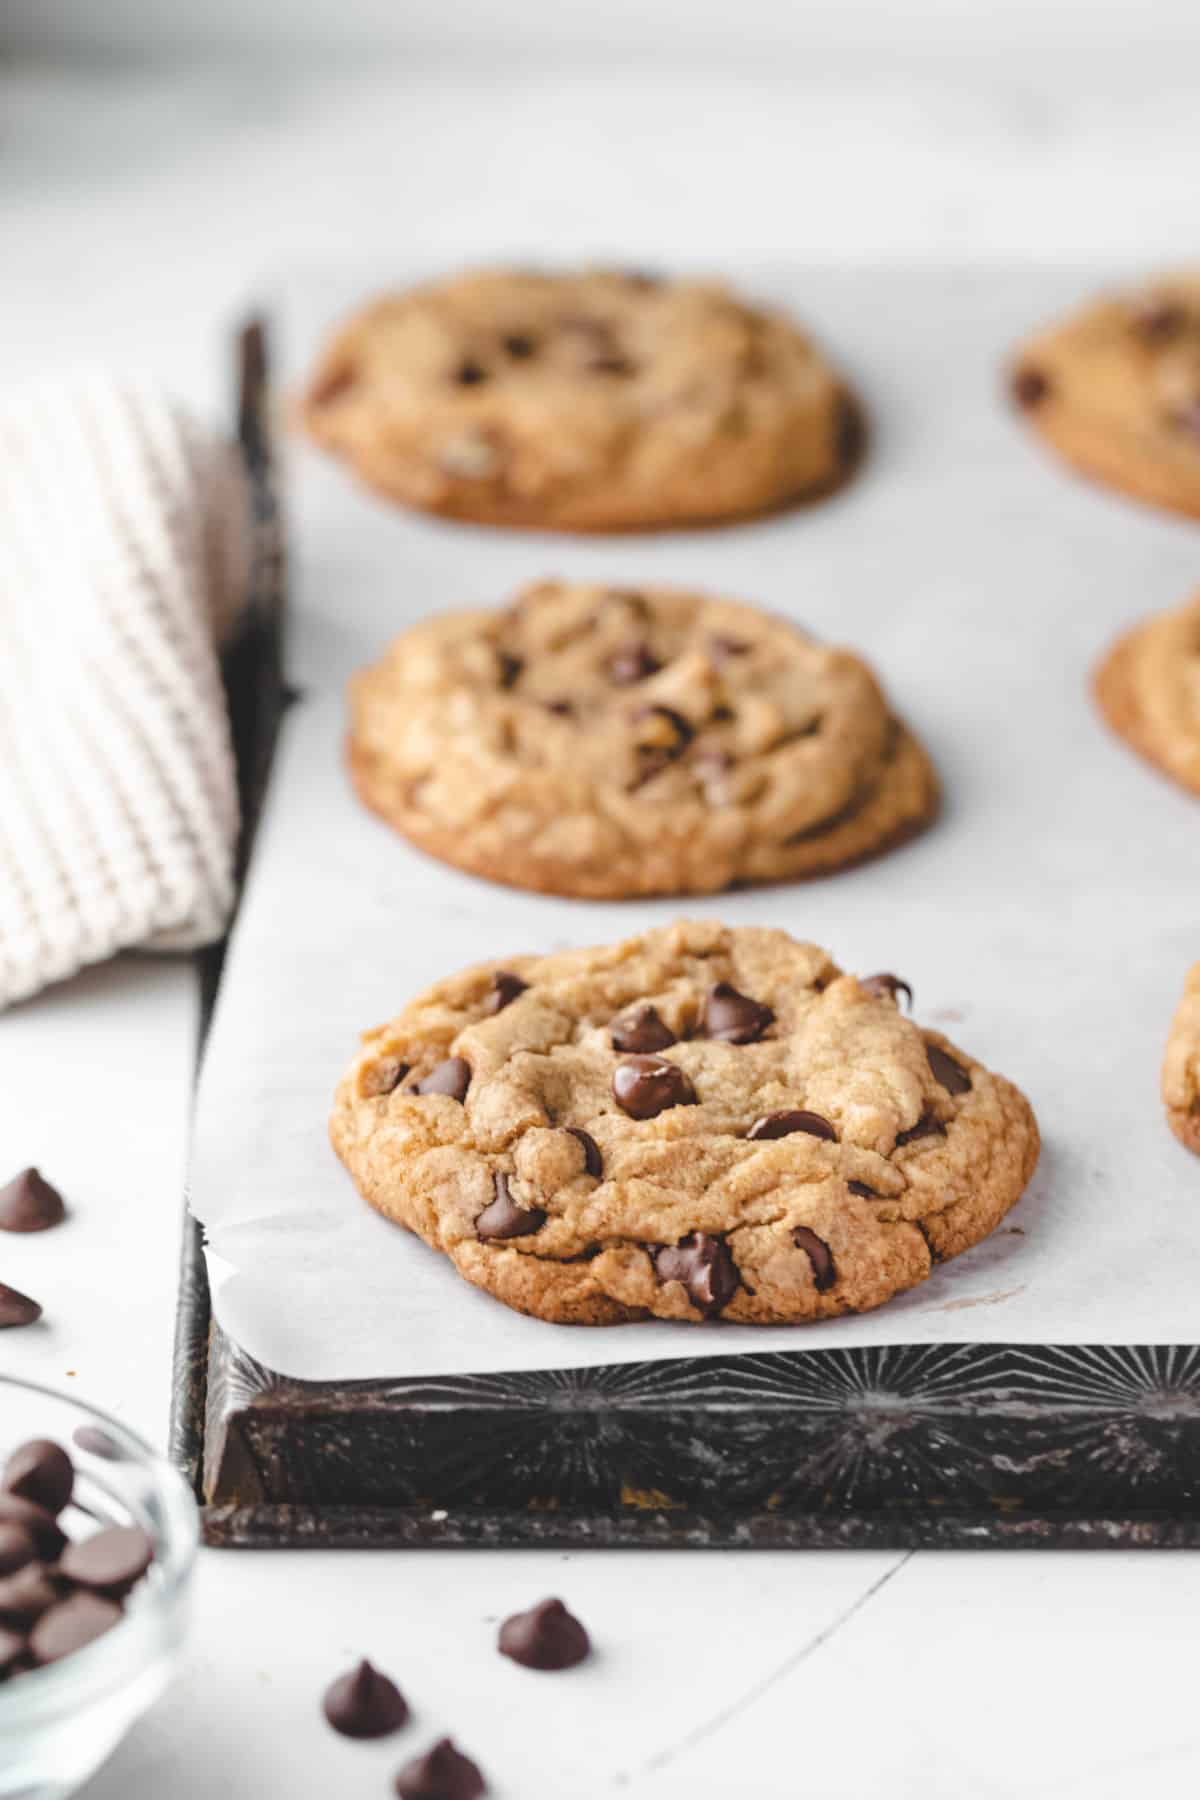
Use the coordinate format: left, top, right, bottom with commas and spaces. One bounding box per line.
2, 46, 1199, 1799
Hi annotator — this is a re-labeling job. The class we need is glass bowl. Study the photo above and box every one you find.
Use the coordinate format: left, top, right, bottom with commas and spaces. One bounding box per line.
0, 1376, 198, 1799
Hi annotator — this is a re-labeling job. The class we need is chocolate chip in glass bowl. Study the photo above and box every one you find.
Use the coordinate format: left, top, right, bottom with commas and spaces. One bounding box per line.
0, 1168, 66, 1234
59, 1525, 154, 1599
612, 1055, 696, 1119
2, 1440, 73, 1516
0, 1524, 38, 1578
475, 1173, 546, 1243
701, 982, 774, 1044
654, 1232, 739, 1316
498, 1597, 590, 1670
747, 1109, 837, 1142
610, 1003, 675, 1054
29, 1593, 124, 1667
0, 1563, 60, 1629
0, 1494, 66, 1560
793, 1226, 836, 1291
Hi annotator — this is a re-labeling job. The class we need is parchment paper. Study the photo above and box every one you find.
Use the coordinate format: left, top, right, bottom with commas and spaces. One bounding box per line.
191, 265, 1200, 1380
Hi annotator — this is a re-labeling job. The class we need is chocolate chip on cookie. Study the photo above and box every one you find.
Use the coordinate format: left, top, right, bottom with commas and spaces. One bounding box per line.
564, 1127, 603, 1178
1011, 365, 1050, 410
861, 973, 913, 1009
793, 1227, 836, 1291
411, 1058, 472, 1101
610, 1003, 676, 1054
655, 1232, 739, 1317
332, 922, 1038, 1327
927, 1044, 971, 1095
484, 972, 528, 1014
747, 1109, 837, 1142
701, 982, 774, 1043
608, 642, 661, 686
612, 1055, 697, 1119
475, 1173, 547, 1242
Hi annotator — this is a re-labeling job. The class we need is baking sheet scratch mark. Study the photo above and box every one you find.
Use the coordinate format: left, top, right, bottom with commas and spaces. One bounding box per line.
935, 1283, 1027, 1313
616, 1550, 914, 1786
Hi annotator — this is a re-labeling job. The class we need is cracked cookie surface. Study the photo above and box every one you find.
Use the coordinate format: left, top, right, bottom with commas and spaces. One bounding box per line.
1164, 964, 1200, 1156
301, 268, 855, 530
1011, 272, 1200, 518
1093, 592, 1200, 798
330, 920, 1039, 1325
346, 580, 938, 898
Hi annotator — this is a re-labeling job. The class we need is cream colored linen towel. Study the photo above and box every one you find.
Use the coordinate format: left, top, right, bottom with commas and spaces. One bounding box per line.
0, 380, 250, 1007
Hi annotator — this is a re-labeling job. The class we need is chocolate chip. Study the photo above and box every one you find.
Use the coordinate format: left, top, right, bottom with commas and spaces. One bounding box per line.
59, 1526, 154, 1597
612, 1056, 697, 1119
847, 1180, 878, 1198
484, 971, 528, 1014
747, 1110, 837, 1142
709, 634, 750, 664
895, 1113, 945, 1147
454, 359, 488, 386
0, 1495, 66, 1560
0, 1168, 66, 1234
1133, 298, 1185, 341
0, 1564, 59, 1628
927, 1045, 971, 1095
394, 1737, 485, 1800
412, 1058, 471, 1101
654, 1232, 739, 1316
30, 1593, 123, 1667
564, 1127, 603, 1178
861, 973, 913, 1009
701, 982, 774, 1044
364, 1058, 409, 1098
610, 1003, 676, 1054
0, 1283, 41, 1330
585, 353, 634, 376
498, 1597, 590, 1670
3, 1441, 73, 1517
72, 1426, 124, 1461
503, 333, 537, 359
323, 1659, 410, 1738
1012, 365, 1050, 409
0, 1526, 37, 1578
793, 1227, 836, 1291
475, 1172, 546, 1243
495, 651, 523, 691
544, 698, 573, 716
608, 643, 661, 685
0, 1625, 25, 1673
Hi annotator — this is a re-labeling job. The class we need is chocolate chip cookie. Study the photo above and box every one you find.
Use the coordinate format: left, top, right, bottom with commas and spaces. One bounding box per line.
1164, 964, 1200, 1156
1093, 592, 1200, 797
346, 580, 937, 898
330, 921, 1039, 1325
302, 268, 857, 530
1011, 272, 1200, 518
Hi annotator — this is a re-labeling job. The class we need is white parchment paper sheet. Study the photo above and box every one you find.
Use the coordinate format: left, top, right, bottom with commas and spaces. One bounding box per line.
191, 265, 1199, 1380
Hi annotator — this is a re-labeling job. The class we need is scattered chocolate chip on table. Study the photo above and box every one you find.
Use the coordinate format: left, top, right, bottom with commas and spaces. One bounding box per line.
323, 1657, 410, 1738
0, 1168, 67, 1234
498, 1597, 591, 1670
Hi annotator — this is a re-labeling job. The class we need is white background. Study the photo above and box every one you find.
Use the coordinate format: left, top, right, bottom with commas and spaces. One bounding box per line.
2, 6, 1200, 1796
